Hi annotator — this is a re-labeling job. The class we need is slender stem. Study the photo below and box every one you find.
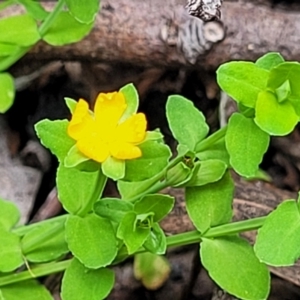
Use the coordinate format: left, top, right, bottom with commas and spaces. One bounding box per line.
0, 216, 267, 287
0, 260, 71, 287
195, 126, 227, 153
167, 155, 185, 170
127, 179, 168, 203
167, 230, 202, 247
38, 0, 65, 37
127, 155, 185, 203
203, 216, 266, 238
166, 216, 266, 248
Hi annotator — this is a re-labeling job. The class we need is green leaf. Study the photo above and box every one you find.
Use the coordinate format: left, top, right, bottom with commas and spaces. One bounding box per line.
267, 62, 300, 98
94, 198, 134, 223
196, 137, 230, 166
275, 79, 291, 102
0, 72, 15, 113
0, 14, 40, 46
226, 113, 270, 177
0, 280, 52, 300
0, 1, 14, 11
118, 173, 163, 199
254, 200, 300, 266
288, 96, 300, 117
0, 43, 20, 57
119, 83, 139, 122
186, 171, 234, 233
102, 156, 125, 180
16, 0, 49, 21
134, 194, 175, 223
61, 258, 114, 300
65, 0, 99, 23
144, 130, 164, 142
124, 141, 171, 181
35, 119, 75, 162
217, 62, 269, 108
143, 223, 167, 254
65, 214, 118, 268
133, 252, 170, 290
255, 52, 285, 70
57, 164, 100, 214
177, 145, 193, 159
186, 159, 227, 186
64, 97, 77, 114
21, 222, 68, 263
75, 160, 101, 172
42, 11, 94, 46
201, 236, 270, 300
166, 95, 209, 151
255, 90, 299, 136
0, 198, 20, 230
237, 102, 256, 117
0, 226, 23, 272
64, 144, 90, 168
117, 211, 150, 254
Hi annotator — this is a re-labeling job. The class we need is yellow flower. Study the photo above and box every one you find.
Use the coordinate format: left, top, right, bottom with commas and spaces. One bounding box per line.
68, 91, 147, 163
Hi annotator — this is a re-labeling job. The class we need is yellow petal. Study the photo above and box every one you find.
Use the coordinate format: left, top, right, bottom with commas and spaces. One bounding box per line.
77, 134, 110, 163
68, 99, 95, 141
94, 92, 127, 128
115, 113, 147, 144
110, 141, 142, 160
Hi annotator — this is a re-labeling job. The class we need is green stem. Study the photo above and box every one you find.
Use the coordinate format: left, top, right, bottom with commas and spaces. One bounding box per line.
166, 155, 185, 170
38, 0, 65, 37
166, 216, 266, 248
0, 216, 267, 287
167, 230, 202, 247
127, 155, 184, 203
0, 260, 71, 287
203, 216, 266, 238
0, 0, 65, 72
195, 126, 227, 153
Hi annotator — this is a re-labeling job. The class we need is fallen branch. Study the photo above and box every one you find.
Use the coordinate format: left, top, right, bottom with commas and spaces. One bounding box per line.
8, 0, 300, 71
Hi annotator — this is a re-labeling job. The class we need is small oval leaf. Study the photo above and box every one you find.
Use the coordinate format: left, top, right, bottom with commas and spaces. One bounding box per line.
42, 11, 94, 46
61, 258, 114, 300
201, 236, 270, 300
0, 72, 15, 113
65, 214, 118, 268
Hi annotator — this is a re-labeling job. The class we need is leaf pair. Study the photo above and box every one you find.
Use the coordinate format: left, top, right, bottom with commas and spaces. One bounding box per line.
217, 52, 300, 137
184, 174, 270, 299
166, 95, 230, 186
217, 53, 300, 177
94, 194, 174, 255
